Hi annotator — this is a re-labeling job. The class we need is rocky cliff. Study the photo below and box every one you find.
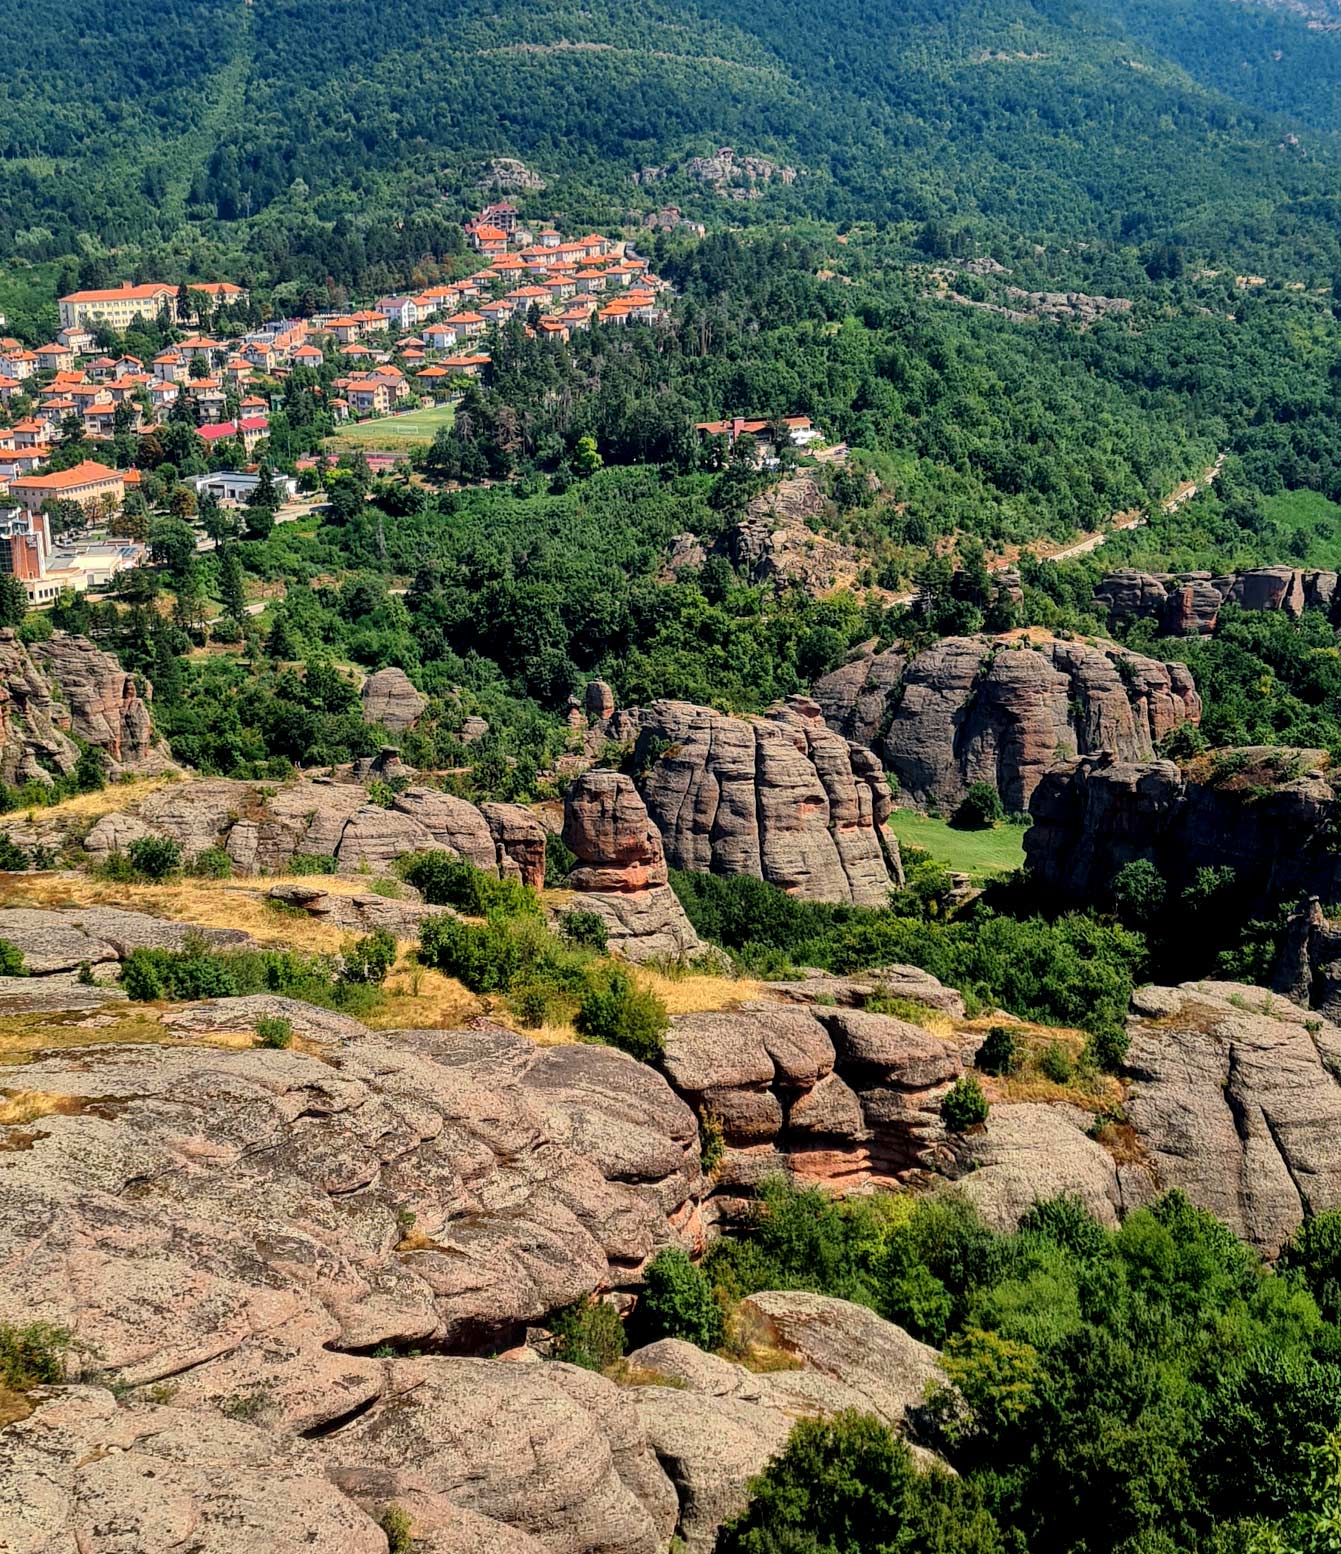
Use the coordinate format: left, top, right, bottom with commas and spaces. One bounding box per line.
1094, 565, 1340, 635
618, 697, 899, 905
1023, 746, 1341, 907
0, 628, 170, 784
81, 776, 548, 883
560, 770, 704, 961
814, 632, 1200, 813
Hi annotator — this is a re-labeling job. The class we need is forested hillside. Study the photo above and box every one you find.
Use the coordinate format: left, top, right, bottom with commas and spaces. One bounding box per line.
7, 0, 1341, 285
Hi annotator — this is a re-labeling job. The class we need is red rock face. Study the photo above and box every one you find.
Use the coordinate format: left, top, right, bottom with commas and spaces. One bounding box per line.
1094, 566, 1340, 635
562, 770, 668, 893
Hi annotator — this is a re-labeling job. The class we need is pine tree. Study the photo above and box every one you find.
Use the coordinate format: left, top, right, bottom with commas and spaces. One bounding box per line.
218, 544, 246, 622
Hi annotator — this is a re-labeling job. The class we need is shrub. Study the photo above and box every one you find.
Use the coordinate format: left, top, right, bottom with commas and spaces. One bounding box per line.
641, 1248, 724, 1350
1038, 1040, 1075, 1084
952, 782, 1005, 831
187, 846, 233, 879
0, 831, 29, 871
0, 1320, 69, 1391
575, 969, 669, 1064
941, 1075, 990, 1132
559, 910, 609, 953
254, 1015, 293, 1048
91, 850, 137, 883
119, 940, 376, 1013
549, 1297, 627, 1371
699, 1109, 726, 1179
341, 928, 397, 985
379, 1506, 414, 1554
400, 850, 540, 919
976, 1025, 1019, 1077
127, 834, 183, 881
0, 937, 25, 977
289, 852, 337, 875
511, 981, 555, 1028
1111, 859, 1167, 927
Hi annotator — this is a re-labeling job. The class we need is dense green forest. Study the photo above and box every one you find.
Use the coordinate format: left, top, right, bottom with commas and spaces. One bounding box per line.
8, 0, 1341, 306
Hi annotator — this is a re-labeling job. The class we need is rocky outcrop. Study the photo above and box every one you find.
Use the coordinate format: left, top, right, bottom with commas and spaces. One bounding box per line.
360, 666, 426, 732
1124, 981, 1341, 1254
614, 698, 898, 905
815, 633, 1200, 813
0, 628, 170, 784
0, 905, 248, 973
1094, 566, 1340, 635
0, 1015, 702, 1365
1023, 747, 1341, 909
561, 771, 703, 962
662, 1002, 961, 1210
628, 1293, 941, 1551
953, 1102, 1125, 1231
80, 776, 549, 883
1272, 896, 1341, 1021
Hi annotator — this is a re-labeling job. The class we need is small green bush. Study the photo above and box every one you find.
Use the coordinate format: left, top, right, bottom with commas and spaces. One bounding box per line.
952, 782, 1004, 831
289, 852, 338, 876
941, 1075, 990, 1132
975, 1025, 1019, 1077
91, 850, 137, 883
1038, 1040, 1075, 1084
549, 1297, 627, 1371
0, 831, 29, 871
187, 846, 233, 879
341, 928, 397, 985
127, 834, 183, 881
511, 981, 556, 1028
119, 940, 377, 1013
559, 910, 610, 952
699, 1109, 726, 1179
0, 937, 25, 977
380, 1505, 414, 1554
400, 850, 541, 919
254, 1015, 293, 1048
0, 1320, 69, 1391
641, 1248, 724, 1350
575, 969, 669, 1064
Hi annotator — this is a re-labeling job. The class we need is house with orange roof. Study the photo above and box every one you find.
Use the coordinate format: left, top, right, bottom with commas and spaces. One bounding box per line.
439, 353, 490, 378
9, 459, 124, 516
544, 277, 577, 301
480, 299, 513, 325
471, 223, 508, 256
538, 319, 569, 342
177, 335, 226, 363
113, 355, 143, 376
149, 381, 180, 413
327, 316, 364, 344
490, 254, 526, 275
58, 281, 174, 331
537, 228, 562, 249
189, 281, 249, 307
574, 269, 607, 294
0, 375, 22, 403
444, 311, 486, 338
291, 342, 324, 368
82, 402, 131, 439
153, 350, 186, 382
0, 348, 37, 380
35, 343, 75, 373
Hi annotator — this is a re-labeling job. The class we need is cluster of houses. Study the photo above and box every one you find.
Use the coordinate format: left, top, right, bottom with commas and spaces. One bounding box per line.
0, 216, 670, 603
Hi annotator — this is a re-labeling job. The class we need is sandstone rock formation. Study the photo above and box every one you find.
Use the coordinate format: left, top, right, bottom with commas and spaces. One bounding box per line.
0, 905, 249, 973
617, 697, 898, 904
360, 665, 426, 732
1094, 566, 1340, 635
1124, 981, 1341, 1253
560, 770, 703, 961
662, 1002, 961, 1211
80, 776, 548, 883
627, 1293, 941, 1551
1272, 896, 1341, 1021
1024, 747, 1341, 909
0, 1016, 702, 1369
0, 628, 169, 784
814, 633, 1201, 813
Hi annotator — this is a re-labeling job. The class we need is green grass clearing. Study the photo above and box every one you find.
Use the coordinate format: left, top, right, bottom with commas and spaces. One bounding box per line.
888, 809, 1028, 882
327, 401, 456, 452
1260, 489, 1341, 569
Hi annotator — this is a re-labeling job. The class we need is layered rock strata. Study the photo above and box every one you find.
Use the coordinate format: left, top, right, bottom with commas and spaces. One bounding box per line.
80, 776, 548, 883
814, 632, 1200, 813
561, 770, 703, 961
0, 628, 170, 784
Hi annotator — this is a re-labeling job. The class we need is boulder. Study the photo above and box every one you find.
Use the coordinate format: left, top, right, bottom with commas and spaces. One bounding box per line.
360, 666, 426, 733
953, 1103, 1123, 1230
392, 787, 499, 872
266, 882, 451, 936
335, 805, 440, 872
814, 633, 1200, 813
0, 905, 248, 974
481, 802, 548, 889
585, 679, 617, 721
0, 1021, 703, 1378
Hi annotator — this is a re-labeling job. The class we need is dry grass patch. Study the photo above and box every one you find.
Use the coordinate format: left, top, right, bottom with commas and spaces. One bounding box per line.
0, 1007, 249, 1068
366, 960, 484, 1031
633, 968, 762, 1017
0, 1088, 90, 1125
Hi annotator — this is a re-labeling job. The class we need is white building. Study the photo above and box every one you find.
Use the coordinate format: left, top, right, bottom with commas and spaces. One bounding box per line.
191, 470, 299, 506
